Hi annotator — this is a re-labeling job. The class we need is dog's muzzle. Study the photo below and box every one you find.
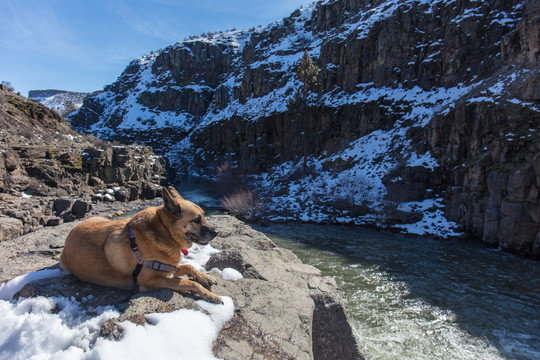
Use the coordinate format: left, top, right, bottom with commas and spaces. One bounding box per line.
188, 226, 218, 245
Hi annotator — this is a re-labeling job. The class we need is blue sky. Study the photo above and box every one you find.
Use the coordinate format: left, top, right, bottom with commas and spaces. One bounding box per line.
0, 0, 315, 96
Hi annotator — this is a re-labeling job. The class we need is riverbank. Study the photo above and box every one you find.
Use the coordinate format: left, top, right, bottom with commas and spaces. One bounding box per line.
0, 209, 362, 359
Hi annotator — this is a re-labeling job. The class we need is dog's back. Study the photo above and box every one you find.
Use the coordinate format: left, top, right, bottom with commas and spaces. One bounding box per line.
60, 216, 135, 290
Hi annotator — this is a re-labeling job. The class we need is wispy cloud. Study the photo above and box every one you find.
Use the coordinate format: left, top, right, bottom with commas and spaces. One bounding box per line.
0, 1, 148, 69
97, 0, 188, 42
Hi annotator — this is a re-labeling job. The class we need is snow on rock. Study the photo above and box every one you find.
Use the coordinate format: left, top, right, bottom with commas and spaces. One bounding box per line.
89, 297, 234, 360
407, 151, 439, 170
0, 268, 65, 301
0, 215, 362, 359
180, 243, 220, 272
256, 82, 475, 237
0, 296, 119, 359
220, 268, 243, 281
393, 198, 464, 237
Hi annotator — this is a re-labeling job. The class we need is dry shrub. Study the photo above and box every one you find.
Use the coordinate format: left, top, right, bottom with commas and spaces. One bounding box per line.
221, 189, 259, 219
61, 101, 78, 116
82, 133, 105, 147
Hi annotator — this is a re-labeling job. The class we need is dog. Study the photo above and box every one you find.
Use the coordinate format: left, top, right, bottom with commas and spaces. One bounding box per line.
59, 186, 222, 304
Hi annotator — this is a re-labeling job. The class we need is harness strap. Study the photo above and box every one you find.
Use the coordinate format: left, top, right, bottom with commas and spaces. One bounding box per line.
129, 227, 178, 288
129, 227, 143, 286
142, 260, 177, 273
129, 227, 141, 261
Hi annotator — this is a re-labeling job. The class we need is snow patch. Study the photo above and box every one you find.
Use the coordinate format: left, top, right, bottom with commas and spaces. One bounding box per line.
393, 198, 463, 237
407, 151, 439, 170
0, 268, 66, 301
89, 297, 234, 360
220, 268, 243, 281
0, 243, 234, 359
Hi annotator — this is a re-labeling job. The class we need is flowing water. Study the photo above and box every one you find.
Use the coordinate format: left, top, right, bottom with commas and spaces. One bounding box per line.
176, 177, 540, 360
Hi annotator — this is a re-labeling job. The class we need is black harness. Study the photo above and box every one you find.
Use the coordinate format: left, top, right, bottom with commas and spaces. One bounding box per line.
129, 227, 178, 287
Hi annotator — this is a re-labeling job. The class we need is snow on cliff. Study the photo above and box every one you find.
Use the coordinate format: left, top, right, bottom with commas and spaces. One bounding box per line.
29, 90, 89, 115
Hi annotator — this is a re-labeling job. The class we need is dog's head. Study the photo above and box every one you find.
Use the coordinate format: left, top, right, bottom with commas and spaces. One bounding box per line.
162, 186, 217, 247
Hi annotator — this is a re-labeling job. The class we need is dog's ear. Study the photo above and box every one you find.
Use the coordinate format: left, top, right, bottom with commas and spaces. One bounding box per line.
167, 186, 184, 200
162, 187, 182, 217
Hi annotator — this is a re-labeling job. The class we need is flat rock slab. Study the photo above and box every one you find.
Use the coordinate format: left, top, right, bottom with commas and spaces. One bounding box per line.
0, 221, 77, 283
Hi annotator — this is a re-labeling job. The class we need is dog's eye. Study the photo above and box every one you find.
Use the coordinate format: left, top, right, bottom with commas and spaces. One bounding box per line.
193, 216, 202, 224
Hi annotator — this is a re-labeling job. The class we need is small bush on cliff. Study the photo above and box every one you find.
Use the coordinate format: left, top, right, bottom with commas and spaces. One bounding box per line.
294, 51, 320, 172
1, 81, 15, 92
221, 189, 260, 219
296, 50, 319, 94
61, 101, 78, 116
82, 133, 106, 147
216, 163, 261, 220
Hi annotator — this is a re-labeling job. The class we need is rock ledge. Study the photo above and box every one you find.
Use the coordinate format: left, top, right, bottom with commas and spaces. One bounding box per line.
0, 214, 362, 360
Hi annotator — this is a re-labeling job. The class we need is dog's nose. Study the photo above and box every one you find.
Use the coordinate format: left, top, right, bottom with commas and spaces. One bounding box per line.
207, 227, 218, 239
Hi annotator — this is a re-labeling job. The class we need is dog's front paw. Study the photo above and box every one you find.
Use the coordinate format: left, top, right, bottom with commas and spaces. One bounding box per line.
207, 293, 224, 304
194, 273, 218, 289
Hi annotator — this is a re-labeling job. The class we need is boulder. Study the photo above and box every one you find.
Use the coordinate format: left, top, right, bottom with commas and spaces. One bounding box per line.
89, 176, 105, 186
91, 193, 104, 202
208, 215, 362, 359
53, 197, 74, 216
72, 199, 91, 218
0, 221, 73, 282
4, 154, 19, 172
0, 217, 23, 242
113, 187, 131, 202
45, 217, 63, 226
142, 182, 162, 200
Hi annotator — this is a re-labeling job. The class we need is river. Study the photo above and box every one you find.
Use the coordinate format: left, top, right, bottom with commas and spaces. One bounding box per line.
176, 176, 540, 360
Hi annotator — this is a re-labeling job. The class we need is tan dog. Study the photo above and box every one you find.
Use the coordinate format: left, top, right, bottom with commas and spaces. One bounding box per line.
59, 186, 222, 303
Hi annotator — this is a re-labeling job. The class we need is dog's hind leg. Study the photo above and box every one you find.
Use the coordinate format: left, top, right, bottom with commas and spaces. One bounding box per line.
174, 264, 217, 289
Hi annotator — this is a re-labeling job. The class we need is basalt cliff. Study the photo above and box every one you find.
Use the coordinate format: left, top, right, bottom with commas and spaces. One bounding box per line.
71, 0, 540, 258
